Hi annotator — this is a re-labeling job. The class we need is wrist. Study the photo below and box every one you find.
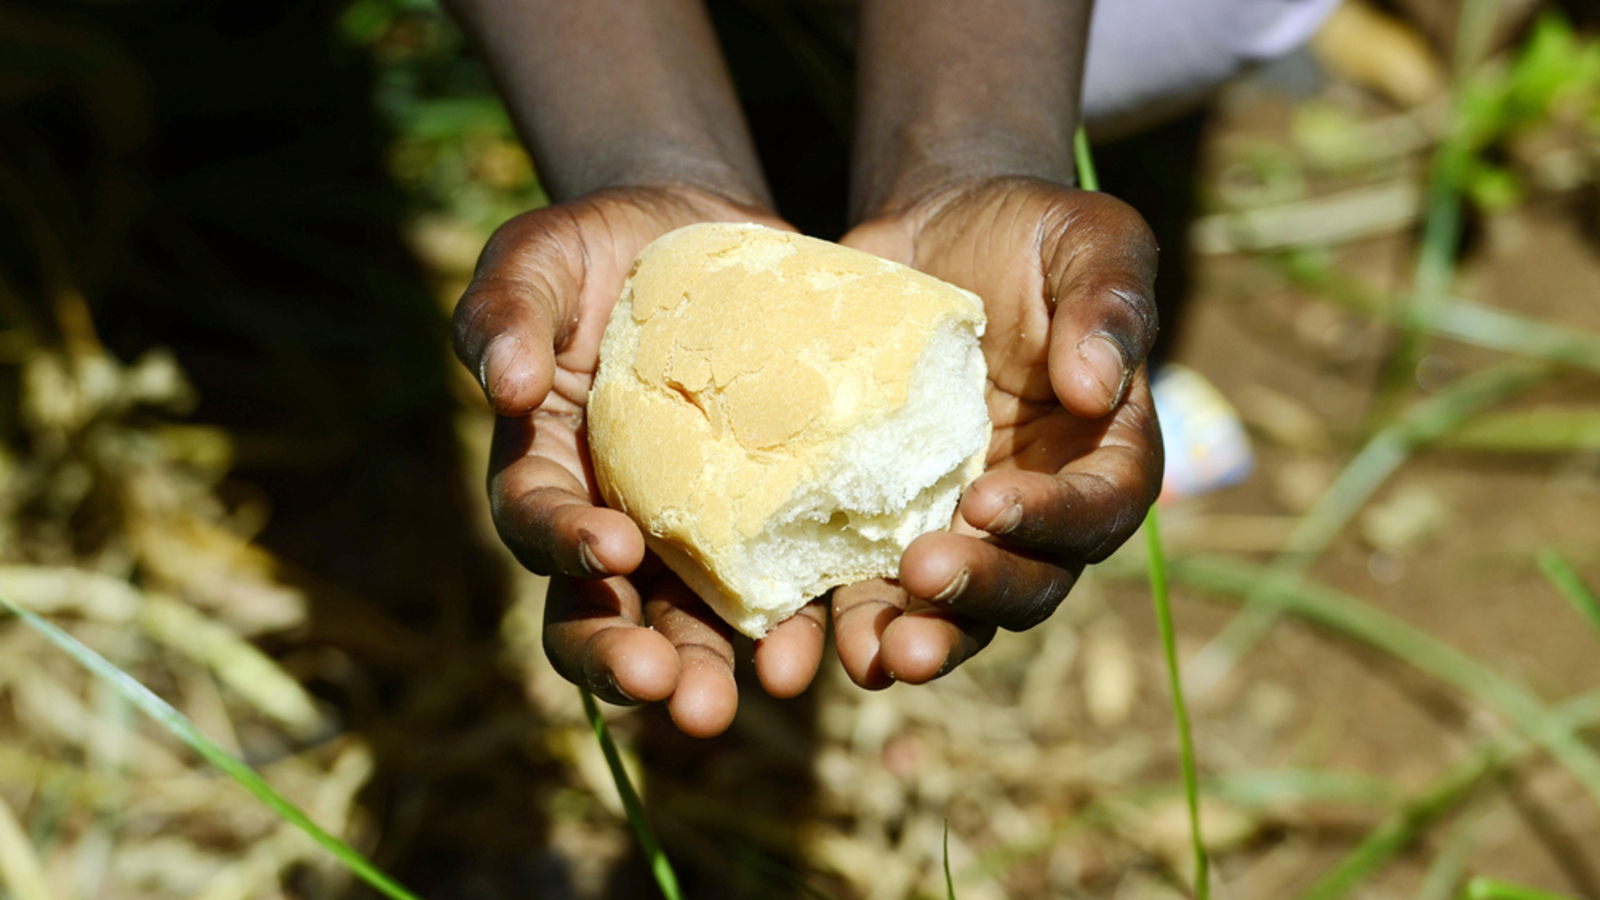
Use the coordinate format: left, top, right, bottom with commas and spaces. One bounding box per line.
850, 129, 1076, 223
601, 178, 787, 231
553, 138, 775, 214
849, 0, 1091, 224
448, 0, 772, 209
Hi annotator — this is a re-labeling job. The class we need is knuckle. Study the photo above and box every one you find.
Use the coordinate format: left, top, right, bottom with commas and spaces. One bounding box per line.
493, 486, 583, 576
452, 208, 581, 359
1003, 569, 1074, 631
676, 639, 736, 670
1101, 283, 1160, 354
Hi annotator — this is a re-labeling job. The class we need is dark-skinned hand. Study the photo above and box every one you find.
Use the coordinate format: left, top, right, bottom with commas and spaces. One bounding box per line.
453, 185, 829, 738
829, 176, 1164, 688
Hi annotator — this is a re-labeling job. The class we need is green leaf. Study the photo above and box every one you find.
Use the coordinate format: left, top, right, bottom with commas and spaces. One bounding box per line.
944, 820, 956, 900
1464, 877, 1582, 900
1537, 548, 1600, 639
0, 594, 424, 900
580, 689, 684, 900
1145, 509, 1210, 900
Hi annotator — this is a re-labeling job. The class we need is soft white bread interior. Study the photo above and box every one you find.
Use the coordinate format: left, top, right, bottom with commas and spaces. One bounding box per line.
587, 222, 990, 638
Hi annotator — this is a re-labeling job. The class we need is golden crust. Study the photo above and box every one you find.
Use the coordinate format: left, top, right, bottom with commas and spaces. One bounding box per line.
587, 223, 987, 635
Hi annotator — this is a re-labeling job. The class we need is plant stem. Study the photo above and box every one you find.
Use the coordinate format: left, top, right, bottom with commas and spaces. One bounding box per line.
1464, 877, 1582, 900
1074, 126, 1099, 191
1297, 743, 1500, 900
944, 820, 957, 900
1537, 548, 1600, 639
1145, 509, 1209, 898
1414, 797, 1489, 900
1079, 125, 1207, 895
1277, 252, 1600, 376
1079, 123, 1206, 896
1158, 554, 1600, 811
580, 688, 684, 900
0, 596, 425, 900
1188, 359, 1554, 691
1368, 0, 1504, 425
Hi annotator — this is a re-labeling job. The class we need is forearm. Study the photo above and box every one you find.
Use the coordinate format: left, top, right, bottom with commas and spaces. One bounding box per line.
850, 0, 1093, 221
447, 0, 771, 206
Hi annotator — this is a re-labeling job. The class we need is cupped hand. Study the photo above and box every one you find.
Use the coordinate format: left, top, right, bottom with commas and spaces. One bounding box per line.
454, 185, 827, 737
832, 176, 1163, 688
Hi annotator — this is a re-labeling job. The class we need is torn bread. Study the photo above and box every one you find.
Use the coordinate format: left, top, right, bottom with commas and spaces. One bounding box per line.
587, 222, 990, 638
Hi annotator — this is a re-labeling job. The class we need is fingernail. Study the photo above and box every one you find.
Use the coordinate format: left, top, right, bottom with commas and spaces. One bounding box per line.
929, 568, 970, 605
935, 628, 984, 678
480, 334, 520, 402
603, 671, 638, 704
1078, 333, 1131, 408
986, 501, 1024, 535
577, 532, 609, 577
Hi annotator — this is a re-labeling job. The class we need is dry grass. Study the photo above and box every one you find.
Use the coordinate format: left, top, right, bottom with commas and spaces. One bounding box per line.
4, 2, 1600, 899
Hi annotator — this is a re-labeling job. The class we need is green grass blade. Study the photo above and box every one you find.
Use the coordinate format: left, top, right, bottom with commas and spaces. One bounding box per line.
1439, 411, 1600, 452
1368, 0, 1503, 425
1078, 122, 1208, 896
0, 595, 424, 900
1463, 878, 1581, 900
1279, 253, 1600, 375
1145, 509, 1209, 899
959, 768, 1402, 889
580, 688, 684, 900
1537, 548, 1600, 639
1158, 554, 1600, 812
1414, 798, 1488, 900
1432, 302, 1600, 374
1296, 689, 1600, 900
1074, 126, 1100, 192
1081, 123, 1205, 897
963, 683, 1600, 898
1298, 744, 1500, 900
1188, 359, 1554, 690
944, 820, 956, 900
1369, 138, 1464, 424
1199, 769, 1401, 809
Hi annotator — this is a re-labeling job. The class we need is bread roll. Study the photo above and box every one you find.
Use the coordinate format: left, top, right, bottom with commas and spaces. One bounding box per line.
588, 223, 990, 638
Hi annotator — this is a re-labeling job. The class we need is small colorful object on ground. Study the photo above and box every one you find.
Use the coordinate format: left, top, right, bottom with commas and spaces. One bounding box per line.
1151, 364, 1255, 503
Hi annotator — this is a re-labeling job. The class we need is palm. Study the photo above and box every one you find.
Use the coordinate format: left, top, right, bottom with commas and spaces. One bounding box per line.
474, 189, 782, 502
831, 177, 1162, 686
456, 186, 811, 737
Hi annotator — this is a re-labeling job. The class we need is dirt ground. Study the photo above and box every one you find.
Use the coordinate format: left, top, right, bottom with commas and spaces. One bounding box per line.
1132, 141, 1600, 898
451, 49, 1600, 899
332, 10, 1600, 898
5, 2, 1600, 899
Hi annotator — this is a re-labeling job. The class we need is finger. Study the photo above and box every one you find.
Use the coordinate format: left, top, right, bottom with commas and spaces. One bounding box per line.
830, 579, 908, 690
645, 581, 740, 738
1043, 191, 1159, 419
753, 599, 828, 698
452, 215, 580, 416
958, 380, 1162, 561
878, 601, 995, 684
543, 575, 680, 705
489, 417, 647, 578
900, 531, 1081, 632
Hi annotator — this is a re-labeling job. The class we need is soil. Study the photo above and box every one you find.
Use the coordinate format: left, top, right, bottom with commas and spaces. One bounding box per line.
9, 1, 1598, 897
1096, 75, 1600, 896
356, 30, 1600, 900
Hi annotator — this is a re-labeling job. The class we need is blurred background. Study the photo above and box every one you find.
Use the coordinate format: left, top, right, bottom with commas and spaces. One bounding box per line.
1, 0, 1599, 898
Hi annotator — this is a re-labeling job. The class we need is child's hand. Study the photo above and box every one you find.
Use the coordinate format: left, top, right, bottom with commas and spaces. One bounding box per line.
453, 185, 822, 737
830, 176, 1163, 687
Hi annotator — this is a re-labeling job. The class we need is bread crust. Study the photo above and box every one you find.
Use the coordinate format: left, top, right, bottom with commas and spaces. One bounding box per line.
588, 223, 989, 637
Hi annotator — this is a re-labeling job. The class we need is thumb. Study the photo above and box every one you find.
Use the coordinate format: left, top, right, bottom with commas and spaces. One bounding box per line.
1043, 190, 1159, 419
452, 213, 579, 417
